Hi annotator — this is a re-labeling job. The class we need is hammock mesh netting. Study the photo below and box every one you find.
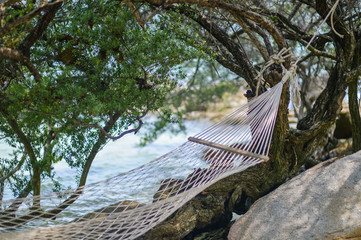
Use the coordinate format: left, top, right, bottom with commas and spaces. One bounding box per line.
0, 79, 284, 239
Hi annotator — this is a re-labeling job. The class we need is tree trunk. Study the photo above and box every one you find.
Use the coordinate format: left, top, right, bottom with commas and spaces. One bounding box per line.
0, 107, 42, 208
31, 168, 41, 208
348, 30, 361, 153
348, 79, 361, 152
78, 113, 121, 186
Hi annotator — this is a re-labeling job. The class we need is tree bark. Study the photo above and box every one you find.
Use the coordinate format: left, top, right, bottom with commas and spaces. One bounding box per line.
348, 79, 361, 152
348, 30, 361, 153
0, 108, 41, 208
78, 113, 121, 186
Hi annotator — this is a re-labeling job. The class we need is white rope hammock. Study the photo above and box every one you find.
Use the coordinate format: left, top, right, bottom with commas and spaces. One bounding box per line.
0, 77, 286, 239
0, 0, 342, 238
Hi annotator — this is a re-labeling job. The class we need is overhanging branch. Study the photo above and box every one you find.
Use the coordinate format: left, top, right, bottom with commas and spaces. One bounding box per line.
242, 18, 274, 56
176, 7, 259, 91
19, 0, 63, 54
299, 39, 336, 60
137, 0, 289, 50
73, 118, 144, 140
0, 107, 38, 169
0, 153, 26, 183
0, 47, 41, 82
234, 15, 270, 62
0, 0, 64, 38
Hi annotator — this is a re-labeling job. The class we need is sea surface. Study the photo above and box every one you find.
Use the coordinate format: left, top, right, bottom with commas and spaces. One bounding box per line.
0, 119, 211, 201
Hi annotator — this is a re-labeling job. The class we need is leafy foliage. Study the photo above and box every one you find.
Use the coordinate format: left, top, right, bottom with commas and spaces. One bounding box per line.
0, 0, 204, 199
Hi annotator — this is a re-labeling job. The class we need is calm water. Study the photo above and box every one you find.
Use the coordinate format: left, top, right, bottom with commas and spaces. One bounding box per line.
0, 119, 211, 201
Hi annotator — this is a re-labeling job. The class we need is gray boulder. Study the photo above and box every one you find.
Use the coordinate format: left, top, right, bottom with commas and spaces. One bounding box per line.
228, 150, 361, 240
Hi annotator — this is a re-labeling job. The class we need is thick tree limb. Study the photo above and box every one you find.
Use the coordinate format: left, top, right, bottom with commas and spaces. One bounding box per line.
133, 0, 288, 49
195, 27, 253, 82
273, 10, 308, 36
177, 7, 260, 92
0, 47, 41, 81
242, 18, 274, 56
229, 9, 287, 51
348, 77, 361, 152
348, 36, 361, 152
235, 16, 270, 62
135, 0, 290, 76
289, 120, 332, 143
297, 62, 347, 130
0, 107, 41, 207
124, 0, 146, 30
19, 0, 63, 55
214, 52, 249, 81
0, 0, 64, 38
0, 108, 38, 172
256, 6, 335, 55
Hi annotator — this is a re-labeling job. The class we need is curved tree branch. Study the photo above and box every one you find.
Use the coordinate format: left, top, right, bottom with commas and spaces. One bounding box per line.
297, 61, 347, 130
299, 39, 336, 60
176, 7, 260, 92
73, 118, 144, 140
0, 107, 41, 207
134, 0, 288, 50
289, 119, 333, 143
234, 15, 270, 62
124, 0, 146, 30
19, 0, 63, 55
0, 153, 26, 183
242, 18, 274, 56
229, 9, 288, 51
0, 0, 64, 39
0, 108, 38, 176
0, 47, 41, 82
